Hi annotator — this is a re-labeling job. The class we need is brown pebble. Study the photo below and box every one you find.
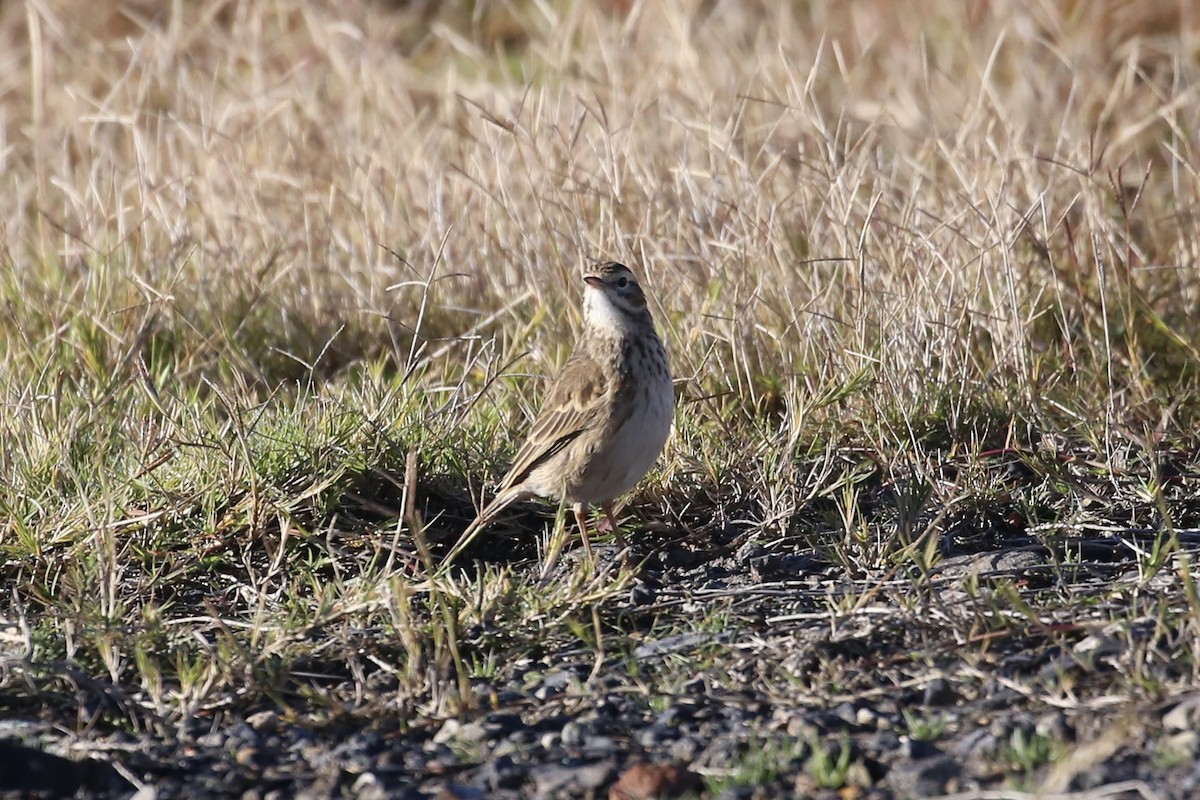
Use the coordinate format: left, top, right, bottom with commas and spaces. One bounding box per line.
609, 762, 702, 800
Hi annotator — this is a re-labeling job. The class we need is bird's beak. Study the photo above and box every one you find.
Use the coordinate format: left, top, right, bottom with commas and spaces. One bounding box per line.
583, 275, 604, 289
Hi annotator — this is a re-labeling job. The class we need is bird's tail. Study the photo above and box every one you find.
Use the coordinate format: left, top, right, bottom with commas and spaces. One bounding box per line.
437, 488, 523, 570
438, 512, 489, 569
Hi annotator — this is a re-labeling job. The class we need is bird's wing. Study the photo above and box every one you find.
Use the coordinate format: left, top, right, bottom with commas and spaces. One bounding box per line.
498, 353, 609, 491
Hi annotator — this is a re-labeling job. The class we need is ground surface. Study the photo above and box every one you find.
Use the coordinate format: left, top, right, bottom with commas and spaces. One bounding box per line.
8, 443, 1200, 799
2, 1, 1200, 798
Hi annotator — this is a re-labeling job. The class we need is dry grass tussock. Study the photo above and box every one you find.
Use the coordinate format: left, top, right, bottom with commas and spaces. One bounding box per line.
3, 0, 1197, 417
1, 0, 1200, 792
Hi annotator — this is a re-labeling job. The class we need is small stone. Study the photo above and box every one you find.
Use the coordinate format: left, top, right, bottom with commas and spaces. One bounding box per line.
225, 721, 259, 748
561, 721, 586, 748
787, 716, 820, 739
475, 755, 525, 791
629, 582, 658, 606
433, 719, 487, 746
584, 735, 616, 755
635, 725, 668, 748
844, 759, 874, 787
433, 719, 462, 745
350, 772, 386, 800
246, 711, 283, 732
609, 762, 702, 800
492, 739, 521, 758
831, 703, 859, 726
534, 670, 573, 700
532, 764, 578, 795
457, 722, 488, 743
887, 755, 963, 797
1164, 695, 1200, 731
669, 736, 701, 761
530, 761, 616, 797
922, 679, 958, 707
196, 732, 225, 749
634, 633, 720, 660
1073, 633, 1121, 657
575, 760, 616, 790
235, 746, 270, 768
855, 706, 879, 728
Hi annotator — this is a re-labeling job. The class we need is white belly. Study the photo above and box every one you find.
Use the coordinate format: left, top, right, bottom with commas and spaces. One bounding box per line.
573, 366, 674, 504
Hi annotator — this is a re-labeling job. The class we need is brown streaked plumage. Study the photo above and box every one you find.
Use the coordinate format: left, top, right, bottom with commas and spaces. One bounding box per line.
441, 261, 674, 568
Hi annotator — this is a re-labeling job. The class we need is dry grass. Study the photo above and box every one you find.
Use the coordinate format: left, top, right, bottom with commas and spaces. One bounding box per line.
2, 0, 1200, 795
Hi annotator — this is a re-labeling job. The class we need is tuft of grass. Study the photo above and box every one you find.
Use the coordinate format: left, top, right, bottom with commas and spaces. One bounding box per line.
903, 708, 949, 742
706, 734, 810, 794
1003, 728, 1059, 778
805, 730, 855, 789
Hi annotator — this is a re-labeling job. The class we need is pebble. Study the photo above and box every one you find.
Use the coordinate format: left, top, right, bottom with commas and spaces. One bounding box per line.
887, 755, 964, 797
350, 772, 386, 800
669, 736, 701, 762
446, 720, 489, 745
609, 762, 702, 800
583, 735, 615, 755
922, 678, 958, 707
531, 760, 613, 796
1164, 695, 1200, 731
474, 755, 524, 791
534, 670, 573, 700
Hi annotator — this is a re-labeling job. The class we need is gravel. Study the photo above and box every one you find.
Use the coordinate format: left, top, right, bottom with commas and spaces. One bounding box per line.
5, 523, 1199, 799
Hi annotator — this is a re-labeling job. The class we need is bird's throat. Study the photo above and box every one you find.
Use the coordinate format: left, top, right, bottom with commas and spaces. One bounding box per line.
584, 291, 649, 338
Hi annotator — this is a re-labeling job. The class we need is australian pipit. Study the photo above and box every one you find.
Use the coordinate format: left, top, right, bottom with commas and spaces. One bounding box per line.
442, 261, 674, 566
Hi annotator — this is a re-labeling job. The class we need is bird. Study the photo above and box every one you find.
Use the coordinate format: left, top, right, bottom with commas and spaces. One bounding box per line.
441, 261, 674, 568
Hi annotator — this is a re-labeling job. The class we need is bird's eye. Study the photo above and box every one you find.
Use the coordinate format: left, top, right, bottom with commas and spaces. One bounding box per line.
616, 277, 629, 288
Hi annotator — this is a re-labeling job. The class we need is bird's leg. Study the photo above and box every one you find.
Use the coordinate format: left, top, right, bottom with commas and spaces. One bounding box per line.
602, 501, 630, 561
573, 502, 595, 562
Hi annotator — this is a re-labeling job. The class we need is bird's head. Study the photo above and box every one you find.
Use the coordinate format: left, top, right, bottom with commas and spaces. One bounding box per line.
582, 261, 655, 334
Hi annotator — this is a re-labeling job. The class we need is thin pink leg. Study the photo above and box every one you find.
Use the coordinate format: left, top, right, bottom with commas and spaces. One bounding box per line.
602, 502, 629, 559
573, 503, 594, 561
